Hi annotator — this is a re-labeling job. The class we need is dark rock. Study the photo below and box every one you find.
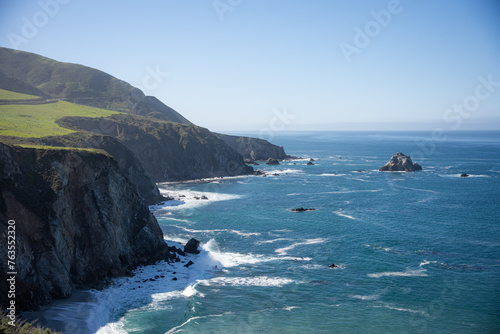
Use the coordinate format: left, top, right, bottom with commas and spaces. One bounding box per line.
200, 195, 208, 200
328, 264, 338, 268
184, 238, 201, 254
357, 170, 363, 173
266, 158, 280, 165
307, 161, 314, 165
184, 261, 195, 268
291, 207, 316, 212
310, 158, 315, 162
172, 277, 177, 281
169, 246, 186, 257
273, 173, 280, 176
379, 152, 423, 172
460, 173, 469, 177
253, 170, 264, 176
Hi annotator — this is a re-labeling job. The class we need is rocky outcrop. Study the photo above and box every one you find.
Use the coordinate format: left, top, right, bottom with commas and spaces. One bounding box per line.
379, 152, 423, 172
0, 143, 173, 310
184, 238, 201, 254
266, 158, 280, 165
215, 133, 291, 161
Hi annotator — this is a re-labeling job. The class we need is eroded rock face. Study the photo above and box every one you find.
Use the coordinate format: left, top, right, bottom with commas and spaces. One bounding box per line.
379, 152, 423, 172
0, 143, 172, 310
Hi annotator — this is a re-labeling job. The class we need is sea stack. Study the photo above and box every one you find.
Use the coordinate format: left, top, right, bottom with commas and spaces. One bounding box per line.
379, 152, 422, 172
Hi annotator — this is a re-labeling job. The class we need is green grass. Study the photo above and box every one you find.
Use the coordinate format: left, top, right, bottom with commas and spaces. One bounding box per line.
0, 101, 120, 138
15, 144, 110, 155
0, 89, 39, 101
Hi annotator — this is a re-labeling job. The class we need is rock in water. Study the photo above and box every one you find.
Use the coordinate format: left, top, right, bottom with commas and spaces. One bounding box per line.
266, 158, 280, 165
184, 238, 201, 254
291, 207, 316, 212
379, 152, 423, 172
460, 173, 469, 177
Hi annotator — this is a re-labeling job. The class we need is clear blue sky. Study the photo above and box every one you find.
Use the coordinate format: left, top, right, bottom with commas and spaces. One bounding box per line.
1, 0, 499, 131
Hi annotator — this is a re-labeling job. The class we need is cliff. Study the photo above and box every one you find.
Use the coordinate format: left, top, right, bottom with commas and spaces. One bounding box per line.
0, 47, 291, 163
57, 114, 254, 181
0, 143, 174, 310
215, 133, 291, 161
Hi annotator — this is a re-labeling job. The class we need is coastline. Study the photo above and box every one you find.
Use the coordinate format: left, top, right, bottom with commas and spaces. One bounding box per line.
22, 181, 233, 334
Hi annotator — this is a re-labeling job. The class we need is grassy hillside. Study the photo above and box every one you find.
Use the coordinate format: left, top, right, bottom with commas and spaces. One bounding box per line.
0, 88, 39, 101
0, 100, 119, 138
0, 47, 191, 124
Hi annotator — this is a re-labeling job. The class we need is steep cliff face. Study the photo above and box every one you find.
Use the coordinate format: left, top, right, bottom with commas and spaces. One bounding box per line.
34, 133, 164, 204
58, 115, 254, 181
0, 143, 172, 310
215, 133, 291, 161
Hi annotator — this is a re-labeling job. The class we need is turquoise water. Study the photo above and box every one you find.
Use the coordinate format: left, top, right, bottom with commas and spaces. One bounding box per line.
40, 131, 500, 333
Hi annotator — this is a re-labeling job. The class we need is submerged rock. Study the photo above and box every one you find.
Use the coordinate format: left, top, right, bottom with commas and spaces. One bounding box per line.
184, 238, 201, 254
291, 207, 316, 212
379, 152, 423, 172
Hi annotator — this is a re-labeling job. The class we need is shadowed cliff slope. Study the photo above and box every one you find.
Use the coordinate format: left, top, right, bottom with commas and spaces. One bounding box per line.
0, 143, 173, 310
57, 114, 254, 181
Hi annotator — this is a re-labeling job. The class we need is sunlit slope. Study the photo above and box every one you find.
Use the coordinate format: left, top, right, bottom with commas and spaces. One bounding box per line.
0, 100, 119, 138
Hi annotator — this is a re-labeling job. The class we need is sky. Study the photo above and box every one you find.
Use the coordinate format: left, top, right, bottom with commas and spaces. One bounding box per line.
1, 0, 499, 132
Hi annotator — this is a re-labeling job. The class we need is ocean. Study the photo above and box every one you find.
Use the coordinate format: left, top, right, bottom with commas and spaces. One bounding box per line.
32, 131, 500, 333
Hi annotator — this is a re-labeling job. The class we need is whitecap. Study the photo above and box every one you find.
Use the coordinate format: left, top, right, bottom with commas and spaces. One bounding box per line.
300, 264, 326, 270
256, 238, 294, 245
201, 276, 295, 287
364, 244, 392, 252
323, 189, 383, 195
374, 303, 428, 316
275, 238, 328, 256
172, 226, 261, 237
165, 313, 231, 334
266, 168, 304, 175
350, 294, 380, 301
334, 210, 357, 220
367, 268, 428, 278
